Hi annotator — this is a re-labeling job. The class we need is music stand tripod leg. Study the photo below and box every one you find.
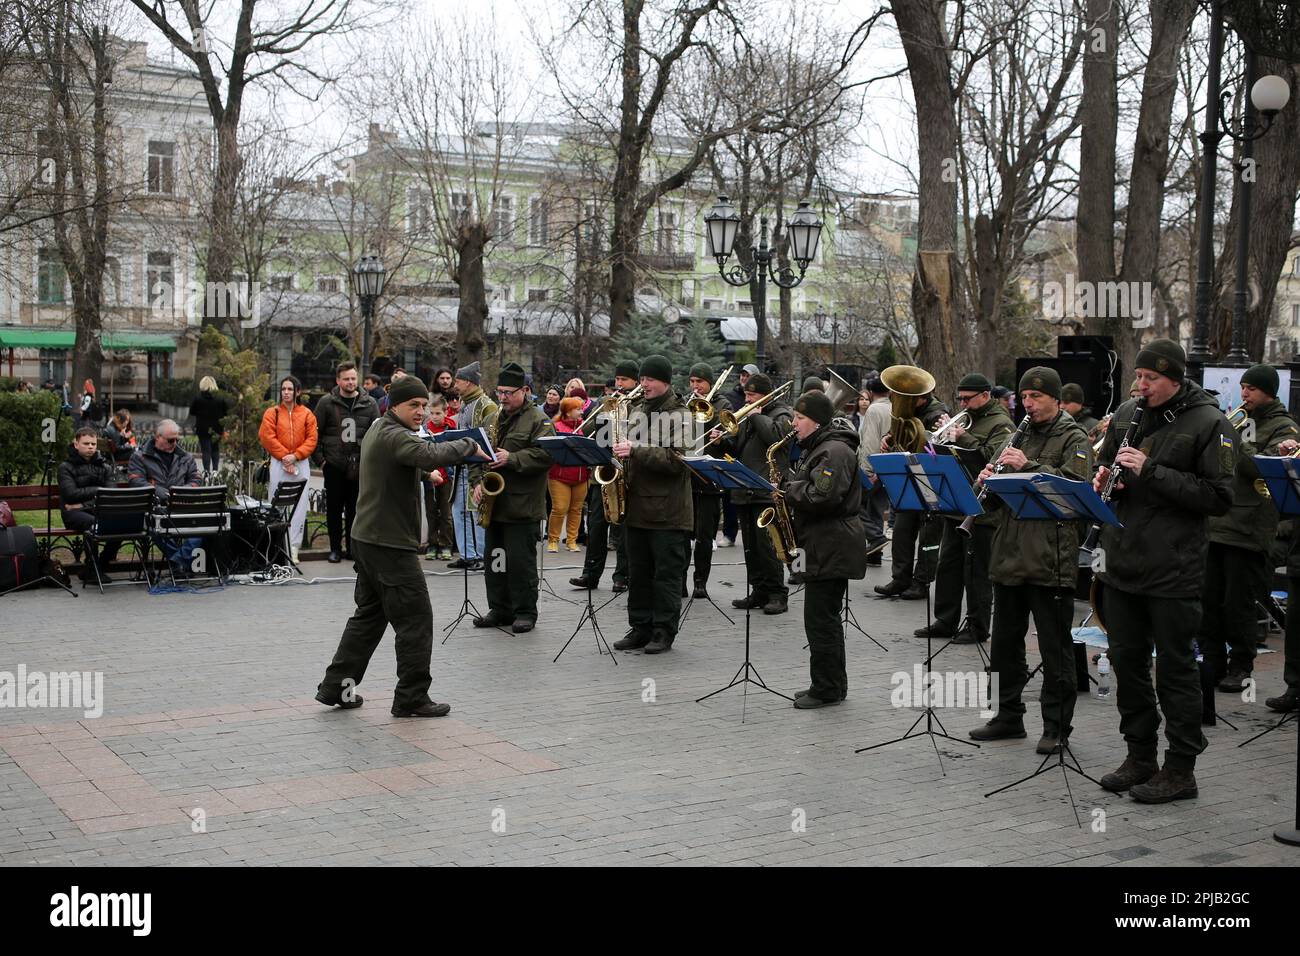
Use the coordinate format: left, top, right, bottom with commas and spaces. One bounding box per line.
555, 582, 616, 664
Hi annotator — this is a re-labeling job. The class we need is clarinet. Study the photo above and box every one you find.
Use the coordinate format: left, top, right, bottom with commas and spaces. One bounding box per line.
957, 414, 1032, 537
1081, 397, 1147, 553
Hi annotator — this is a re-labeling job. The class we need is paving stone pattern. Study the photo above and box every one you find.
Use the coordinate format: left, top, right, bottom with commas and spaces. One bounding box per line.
0, 551, 1296, 866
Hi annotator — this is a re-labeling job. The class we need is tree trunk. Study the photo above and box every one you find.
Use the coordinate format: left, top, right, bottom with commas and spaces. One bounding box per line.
1117, 0, 1196, 366
608, 0, 646, 338
891, 0, 971, 400
1077, 0, 1119, 348
205, 109, 244, 335
455, 222, 489, 369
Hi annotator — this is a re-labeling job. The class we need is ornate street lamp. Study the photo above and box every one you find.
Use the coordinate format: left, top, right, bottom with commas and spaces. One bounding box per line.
350, 255, 386, 376
705, 195, 823, 374
1189, 1, 1294, 371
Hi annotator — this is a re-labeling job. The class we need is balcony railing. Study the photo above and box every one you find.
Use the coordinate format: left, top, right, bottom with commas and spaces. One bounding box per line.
633, 252, 696, 272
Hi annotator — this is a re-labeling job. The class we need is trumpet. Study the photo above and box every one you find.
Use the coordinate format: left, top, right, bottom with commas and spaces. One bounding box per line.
689, 381, 795, 452
1227, 405, 1250, 431
687, 366, 733, 423
930, 411, 971, 444
578, 382, 644, 432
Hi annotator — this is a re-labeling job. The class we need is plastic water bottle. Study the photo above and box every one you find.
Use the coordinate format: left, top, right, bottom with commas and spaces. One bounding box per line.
1096, 653, 1112, 700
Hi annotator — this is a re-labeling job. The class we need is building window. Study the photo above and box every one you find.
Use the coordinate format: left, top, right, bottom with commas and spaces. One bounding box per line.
1293, 304, 1299, 327
738, 300, 752, 313
102, 256, 121, 306
1294, 257, 1300, 277
147, 140, 175, 195
146, 252, 174, 307
491, 195, 514, 240
316, 276, 341, 293
449, 191, 472, 226
37, 248, 66, 304
406, 187, 431, 234
702, 299, 722, 311
529, 198, 549, 245
527, 288, 549, 302
269, 274, 294, 292
39, 349, 68, 388
658, 211, 678, 254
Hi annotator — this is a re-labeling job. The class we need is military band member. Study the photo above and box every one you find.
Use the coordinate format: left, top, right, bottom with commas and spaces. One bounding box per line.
713, 373, 792, 615
1200, 364, 1298, 692
1093, 339, 1233, 803
316, 375, 483, 717
686, 363, 732, 599
875, 389, 951, 600
967, 368, 1091, 752
1060, 383, 1099, 435
918, 373, 1013, 644
612, 355, 694, 653
858, 377, 892, 564
448, 362, 498, 571
1270, 498, 1300, 714
784, 392, 867, 708
472, 362, 554, 634
570, 359, 638, 592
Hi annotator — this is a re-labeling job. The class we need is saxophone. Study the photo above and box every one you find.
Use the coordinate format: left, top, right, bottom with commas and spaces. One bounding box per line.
475, 412, 506, 529
756, 430, 800, 564
594, 388, 638, 523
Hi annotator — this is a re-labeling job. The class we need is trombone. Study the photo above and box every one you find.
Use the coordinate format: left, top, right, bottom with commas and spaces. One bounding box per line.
687, 366, 733, 423
689, 380, 794, 453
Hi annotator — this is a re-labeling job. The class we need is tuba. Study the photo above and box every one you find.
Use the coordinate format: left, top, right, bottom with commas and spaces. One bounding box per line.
475, 412, 506, 528
756, 430, 800, 565
880, 365, 936, 454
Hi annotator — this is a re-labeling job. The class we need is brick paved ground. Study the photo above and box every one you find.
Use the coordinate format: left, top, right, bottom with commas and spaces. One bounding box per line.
1, 545, 1296, 866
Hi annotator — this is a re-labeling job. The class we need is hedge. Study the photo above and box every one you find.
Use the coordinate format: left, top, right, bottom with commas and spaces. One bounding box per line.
0, 391, 76, 484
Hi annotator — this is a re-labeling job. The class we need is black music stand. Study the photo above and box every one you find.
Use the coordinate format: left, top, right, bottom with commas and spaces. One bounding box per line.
542, 433, 619, 663
693, 456, 792, 712
976, 473, 1118, 825
678, 461, 735, 630
856, 452, 983, 772
441, 460, 492, 643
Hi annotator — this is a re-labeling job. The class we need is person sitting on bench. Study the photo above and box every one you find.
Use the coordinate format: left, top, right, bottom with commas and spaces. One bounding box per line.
127, 419, 203, 575
59, 427, 122, 584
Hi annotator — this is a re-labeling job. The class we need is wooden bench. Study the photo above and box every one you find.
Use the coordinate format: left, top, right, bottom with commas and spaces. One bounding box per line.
0, 484, 80, 558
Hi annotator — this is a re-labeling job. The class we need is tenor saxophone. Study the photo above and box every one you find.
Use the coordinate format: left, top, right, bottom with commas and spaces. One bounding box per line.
756, 430, 800, 564
475, 412, 505, 529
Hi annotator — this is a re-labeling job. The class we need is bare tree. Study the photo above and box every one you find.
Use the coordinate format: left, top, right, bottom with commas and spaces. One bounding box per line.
128, 0, 369, 332
18, 0, 121, 395
888, 0, 974, 400
1076, 0, 1198, 372
366, 11, 537, 371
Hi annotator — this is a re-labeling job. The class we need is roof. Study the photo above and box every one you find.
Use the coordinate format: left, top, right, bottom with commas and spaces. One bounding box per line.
0, 328, 177, 352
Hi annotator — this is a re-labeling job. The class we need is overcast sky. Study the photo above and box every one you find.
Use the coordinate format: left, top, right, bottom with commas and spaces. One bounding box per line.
126, 0, 917, 197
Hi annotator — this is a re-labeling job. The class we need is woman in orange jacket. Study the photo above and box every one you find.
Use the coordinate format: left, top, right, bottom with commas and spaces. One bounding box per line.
259, 375, 318, 561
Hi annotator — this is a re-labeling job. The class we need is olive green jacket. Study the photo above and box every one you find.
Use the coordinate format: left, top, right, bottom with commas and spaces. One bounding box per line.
483, 402, 554, 523
1208, 398, 1298, 553
352, 412, 481, 551
1095, 384, 1234, 598
623, 389, 693, 531
784, 420, 867, 581
691, 393, 732, 496
987, 411, 1092, 588
949, 398, 1014, 527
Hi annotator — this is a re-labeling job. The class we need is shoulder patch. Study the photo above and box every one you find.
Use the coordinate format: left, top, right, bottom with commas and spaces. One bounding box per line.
1219, 433, 1235, 472
814, 467, 834, 493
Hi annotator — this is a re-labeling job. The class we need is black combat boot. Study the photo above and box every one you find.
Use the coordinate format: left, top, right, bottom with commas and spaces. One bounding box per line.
1099, 755, 1158, 793
613, 629, 651, 651
1130, 765, 1198, 803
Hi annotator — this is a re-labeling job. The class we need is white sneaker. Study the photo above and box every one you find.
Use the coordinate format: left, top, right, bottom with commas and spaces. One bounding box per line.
290, 546, 300, 564
711, 540, 718, 551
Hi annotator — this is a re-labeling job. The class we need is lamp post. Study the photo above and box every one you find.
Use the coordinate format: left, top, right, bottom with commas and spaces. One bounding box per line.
814, 309, 853, 366
495, 317, 507, 360
350, 255, 386, 376
1190, 0, 1295, 371
513, 313, 526, 367
704, 195, 823, 375
1224, 58, 1289, 363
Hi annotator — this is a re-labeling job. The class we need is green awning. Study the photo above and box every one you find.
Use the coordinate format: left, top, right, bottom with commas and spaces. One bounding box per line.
0, 328, 176, 352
